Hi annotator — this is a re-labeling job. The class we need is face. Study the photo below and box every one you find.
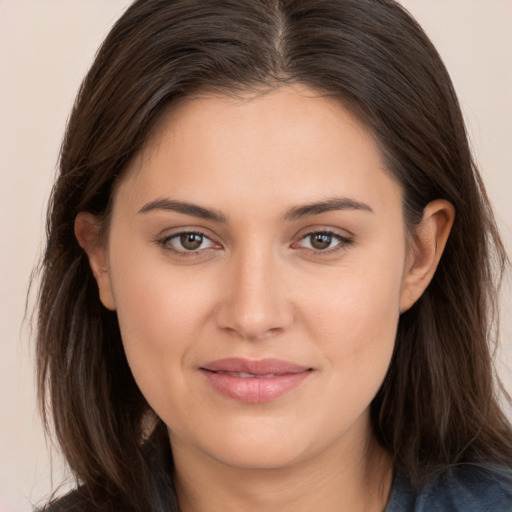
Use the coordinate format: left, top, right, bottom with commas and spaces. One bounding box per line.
84, 86, 414, 471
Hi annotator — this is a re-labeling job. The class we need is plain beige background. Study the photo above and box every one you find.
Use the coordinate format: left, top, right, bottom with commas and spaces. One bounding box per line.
1, 1, 511, 510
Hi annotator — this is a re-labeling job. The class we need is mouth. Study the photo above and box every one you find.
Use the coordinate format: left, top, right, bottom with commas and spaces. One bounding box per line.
200, 358, 313, 404
209, 371, 283, 378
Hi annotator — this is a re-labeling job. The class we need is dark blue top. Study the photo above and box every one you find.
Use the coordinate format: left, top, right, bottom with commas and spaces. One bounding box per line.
385, 464, 512, 511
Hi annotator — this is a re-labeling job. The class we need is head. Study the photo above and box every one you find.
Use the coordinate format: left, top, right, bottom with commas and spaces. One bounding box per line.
37, 0, 510, 508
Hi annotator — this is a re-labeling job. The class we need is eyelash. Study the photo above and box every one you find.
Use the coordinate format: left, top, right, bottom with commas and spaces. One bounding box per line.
156, 229, 353, 257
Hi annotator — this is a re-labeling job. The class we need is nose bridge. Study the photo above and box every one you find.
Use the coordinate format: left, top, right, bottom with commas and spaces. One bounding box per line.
217, 238, 291, 340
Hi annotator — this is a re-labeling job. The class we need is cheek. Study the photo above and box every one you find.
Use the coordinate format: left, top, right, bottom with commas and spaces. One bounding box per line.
297, 250, 403, 393
302, 248, 402, 331
113, 269, 193, 349
107, 249, 217, 403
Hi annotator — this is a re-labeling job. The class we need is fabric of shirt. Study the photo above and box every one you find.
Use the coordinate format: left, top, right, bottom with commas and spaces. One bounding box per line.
385, 464, 512, 511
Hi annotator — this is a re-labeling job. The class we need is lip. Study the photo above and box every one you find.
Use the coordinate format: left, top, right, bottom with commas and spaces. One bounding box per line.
200, 358, 313, 404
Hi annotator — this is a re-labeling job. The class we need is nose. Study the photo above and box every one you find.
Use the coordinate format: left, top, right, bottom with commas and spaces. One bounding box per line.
216, 246, 294, 341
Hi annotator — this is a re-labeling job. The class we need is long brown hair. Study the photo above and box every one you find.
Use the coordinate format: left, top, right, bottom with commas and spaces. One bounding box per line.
37, 0, 511, 509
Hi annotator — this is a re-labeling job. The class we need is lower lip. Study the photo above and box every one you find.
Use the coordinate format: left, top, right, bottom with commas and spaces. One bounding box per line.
201, 370, 311, 404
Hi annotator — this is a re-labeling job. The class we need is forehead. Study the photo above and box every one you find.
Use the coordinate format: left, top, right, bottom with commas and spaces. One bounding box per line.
116, 85, 402, 219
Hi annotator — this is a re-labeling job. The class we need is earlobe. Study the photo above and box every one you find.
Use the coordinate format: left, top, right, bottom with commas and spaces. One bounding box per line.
74, 212, 116, 310
400, 199, 455, 312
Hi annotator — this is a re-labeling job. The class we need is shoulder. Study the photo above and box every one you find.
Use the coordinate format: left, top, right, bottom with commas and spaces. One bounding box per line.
38, 425, 175, 511
38, 489, 89, 512
386, 464, 512, 512
38, 488, 137, 512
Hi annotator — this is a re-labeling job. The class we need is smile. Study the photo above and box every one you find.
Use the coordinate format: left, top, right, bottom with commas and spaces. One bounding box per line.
200, 358, 313, 404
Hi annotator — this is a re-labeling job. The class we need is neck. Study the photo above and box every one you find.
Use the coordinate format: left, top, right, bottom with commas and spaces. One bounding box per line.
171, 420, 393, 512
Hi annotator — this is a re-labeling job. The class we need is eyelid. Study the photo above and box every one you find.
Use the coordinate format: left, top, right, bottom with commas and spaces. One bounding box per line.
292, 222, 355, 239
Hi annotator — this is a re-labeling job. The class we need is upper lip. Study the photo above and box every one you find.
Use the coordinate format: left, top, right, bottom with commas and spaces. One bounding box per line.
200, 358, 311, 376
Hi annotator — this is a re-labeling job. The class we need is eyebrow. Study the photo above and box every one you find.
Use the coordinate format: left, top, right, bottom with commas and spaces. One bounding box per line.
281, 197, 374, 222
138, 196, 373, 224
138, 198, 228, 223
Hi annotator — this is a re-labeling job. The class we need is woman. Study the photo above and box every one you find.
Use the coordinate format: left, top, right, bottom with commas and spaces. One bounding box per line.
37, 0, 512, 510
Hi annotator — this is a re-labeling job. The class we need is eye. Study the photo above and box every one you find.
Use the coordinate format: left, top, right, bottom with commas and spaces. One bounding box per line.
296, 231, 352, 252
178, 232, 208, 251
158, 231, 218, 254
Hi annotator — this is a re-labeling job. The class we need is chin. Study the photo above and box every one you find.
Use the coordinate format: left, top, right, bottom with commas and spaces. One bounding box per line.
170, 416, 317, 471
209, 441, 309, 471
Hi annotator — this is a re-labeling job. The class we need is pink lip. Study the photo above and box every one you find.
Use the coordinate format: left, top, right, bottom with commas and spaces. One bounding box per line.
200, 358, 312, 404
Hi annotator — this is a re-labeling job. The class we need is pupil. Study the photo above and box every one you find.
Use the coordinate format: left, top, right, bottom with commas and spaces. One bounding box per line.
180, 233, 203, 250
311, 233, 331, 250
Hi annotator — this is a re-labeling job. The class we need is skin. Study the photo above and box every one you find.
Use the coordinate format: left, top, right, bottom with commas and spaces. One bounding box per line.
76, 85, 454, 512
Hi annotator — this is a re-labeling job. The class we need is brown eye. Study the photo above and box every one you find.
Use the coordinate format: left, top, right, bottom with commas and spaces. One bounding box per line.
310, 233, 333, 250
180, 233, 204, 250
294, 231, 353, 253
157, 231, 218, 256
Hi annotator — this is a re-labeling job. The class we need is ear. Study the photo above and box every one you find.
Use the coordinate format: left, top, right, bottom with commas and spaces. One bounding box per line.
400, 199, 455, 312
74, 212, 116, 310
